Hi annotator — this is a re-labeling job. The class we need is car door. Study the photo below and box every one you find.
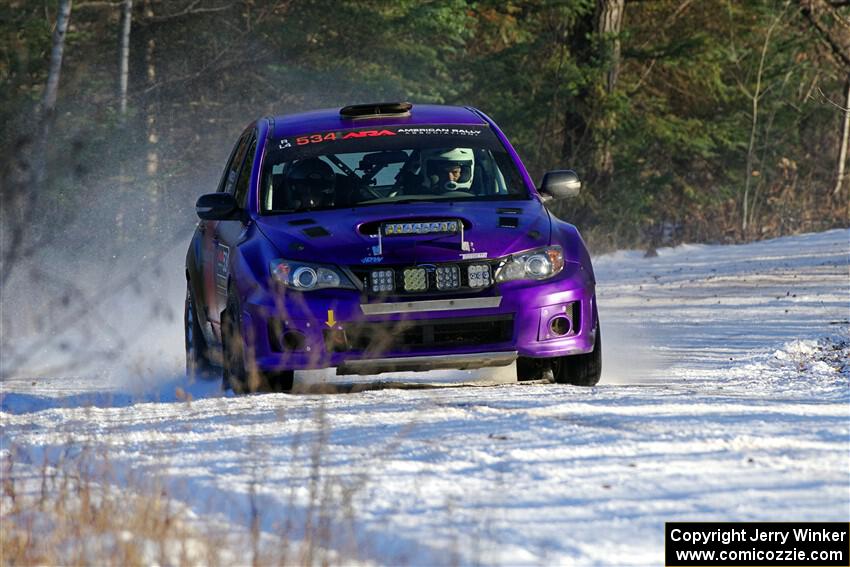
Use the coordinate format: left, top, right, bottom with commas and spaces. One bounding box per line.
201, 131, 251, 336
211, 130, 259, 327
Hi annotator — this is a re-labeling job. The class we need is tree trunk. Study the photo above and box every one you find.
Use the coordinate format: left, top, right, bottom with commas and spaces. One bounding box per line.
116, 0, 133, 240
142, 0, 161, 232
834, 75, 850, 196
562, 1, 624, 182
593, 0, 625, 180
118, 0, 133, 116
36, 0, 74, 187
42, 0, 73, 120
144, 0, 158, 180
598, 0, 625, 95
562, 10, 593, 170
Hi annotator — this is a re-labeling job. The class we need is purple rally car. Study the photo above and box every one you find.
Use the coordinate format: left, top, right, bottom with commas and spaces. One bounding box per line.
185, 102, 601, 393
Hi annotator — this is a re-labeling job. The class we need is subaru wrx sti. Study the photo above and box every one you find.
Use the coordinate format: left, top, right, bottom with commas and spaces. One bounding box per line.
185, 102, 601, 393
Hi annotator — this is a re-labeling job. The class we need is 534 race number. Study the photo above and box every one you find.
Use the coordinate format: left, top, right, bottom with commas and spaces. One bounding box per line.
295, 129, 396, 146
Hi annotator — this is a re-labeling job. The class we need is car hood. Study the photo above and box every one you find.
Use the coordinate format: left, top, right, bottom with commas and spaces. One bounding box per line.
254, 200, 552, 266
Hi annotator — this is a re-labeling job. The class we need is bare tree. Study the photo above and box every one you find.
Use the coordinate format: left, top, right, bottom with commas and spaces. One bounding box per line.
37, 0, 74, 186
2, 0, 73, 291
144, 0, 159, 177
119, 0, 133, 116
836, 77, 850, 195
1, 0, 74, 377
741, 2, 790, 235
42, 1, 74, 121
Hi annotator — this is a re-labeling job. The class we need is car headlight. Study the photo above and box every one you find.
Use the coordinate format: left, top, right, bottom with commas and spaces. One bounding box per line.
270, 260, 356, 290
495, 246, 564, 282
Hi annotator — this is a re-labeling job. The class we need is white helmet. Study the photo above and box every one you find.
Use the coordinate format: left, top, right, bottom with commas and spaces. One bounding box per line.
421, 148, 475, 192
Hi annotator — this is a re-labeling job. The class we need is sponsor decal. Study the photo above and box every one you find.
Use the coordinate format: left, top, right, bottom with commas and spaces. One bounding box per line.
396, 127, 483, 137
215, 243, 230, 293
325, 310, 337, 328
224, 170, 238, 193
361, 256, 383, 264
461, 252, 488, 259
294, 129, 397, 146
279, 125, 484, 149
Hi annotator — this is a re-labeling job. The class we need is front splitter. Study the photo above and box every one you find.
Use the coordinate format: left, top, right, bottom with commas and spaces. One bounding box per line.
336, 350, 518, 376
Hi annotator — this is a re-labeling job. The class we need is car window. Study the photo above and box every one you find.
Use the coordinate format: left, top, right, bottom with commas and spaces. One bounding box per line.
217, 133, 250, 194
260, 124, 528, 214
233, 135, 257, 208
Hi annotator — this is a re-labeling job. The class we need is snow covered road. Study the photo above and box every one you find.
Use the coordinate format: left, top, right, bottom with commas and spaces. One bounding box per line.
2, 229, 848, 565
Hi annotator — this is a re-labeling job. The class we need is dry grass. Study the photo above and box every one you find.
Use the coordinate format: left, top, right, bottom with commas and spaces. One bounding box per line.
0, 402, 378, 567
1, 445, 222, 566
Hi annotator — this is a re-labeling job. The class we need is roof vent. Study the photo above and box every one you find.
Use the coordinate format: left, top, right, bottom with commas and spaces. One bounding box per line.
339, 102, 413, 119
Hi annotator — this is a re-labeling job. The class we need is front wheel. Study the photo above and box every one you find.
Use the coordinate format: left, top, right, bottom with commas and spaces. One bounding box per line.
185, 284, 217, 381
553, 325, 602, 386
222, 290, 294, 394
516, 326, 602, 386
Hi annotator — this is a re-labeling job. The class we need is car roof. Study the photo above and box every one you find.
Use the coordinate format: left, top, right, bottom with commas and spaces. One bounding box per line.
269, 104, 488, 139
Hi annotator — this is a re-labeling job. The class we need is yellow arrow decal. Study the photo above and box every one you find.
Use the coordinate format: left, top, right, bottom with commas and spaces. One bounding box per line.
325, 309, 336, 327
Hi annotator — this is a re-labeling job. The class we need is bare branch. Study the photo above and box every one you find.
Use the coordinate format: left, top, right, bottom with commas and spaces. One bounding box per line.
136, 44, 232, 95
743, 1, 791, 234
812, 86, 850, 111
75, 1, 122, 8
145, 0, 232, 22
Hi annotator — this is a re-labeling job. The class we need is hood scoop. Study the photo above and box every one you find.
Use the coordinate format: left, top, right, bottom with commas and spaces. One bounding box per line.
302, 226, 331, 238
498, 216, 519, 228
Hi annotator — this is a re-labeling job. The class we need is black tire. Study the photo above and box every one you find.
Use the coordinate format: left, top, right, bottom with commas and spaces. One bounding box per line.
553, 325, 602, 386
185, 284, 217, 381
516, 357, 546, 381
222, 289, 294, 394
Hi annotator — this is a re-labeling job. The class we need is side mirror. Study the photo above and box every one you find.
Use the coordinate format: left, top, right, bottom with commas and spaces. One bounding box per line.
539, 170, 581, 201
196, 193, 240, 221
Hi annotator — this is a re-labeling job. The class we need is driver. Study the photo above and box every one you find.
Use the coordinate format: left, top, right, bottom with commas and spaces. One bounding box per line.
420, 148, 474, 193
285, 157, 335, 210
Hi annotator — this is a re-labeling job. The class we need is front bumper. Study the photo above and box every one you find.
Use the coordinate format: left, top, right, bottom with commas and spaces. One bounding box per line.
238, 262, 597, 374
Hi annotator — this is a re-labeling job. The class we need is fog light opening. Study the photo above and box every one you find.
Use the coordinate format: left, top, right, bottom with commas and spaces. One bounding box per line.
282, 331, 306, 351
549, 316, 571, 337
323, 328, 349, 353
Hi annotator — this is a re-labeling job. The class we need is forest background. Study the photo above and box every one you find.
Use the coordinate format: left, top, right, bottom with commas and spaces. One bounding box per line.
1, 0, 848, 271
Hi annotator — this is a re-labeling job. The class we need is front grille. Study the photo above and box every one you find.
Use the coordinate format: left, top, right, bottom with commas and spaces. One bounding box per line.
350, 261, 497, 296
326, 315, 514, 354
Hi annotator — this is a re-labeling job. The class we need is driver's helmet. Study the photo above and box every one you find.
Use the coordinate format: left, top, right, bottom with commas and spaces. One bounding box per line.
286, 158, 335, 209
420, 148, 474, 192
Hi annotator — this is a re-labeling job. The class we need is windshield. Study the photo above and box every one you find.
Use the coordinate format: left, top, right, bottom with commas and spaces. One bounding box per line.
260, 124, 528, 214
